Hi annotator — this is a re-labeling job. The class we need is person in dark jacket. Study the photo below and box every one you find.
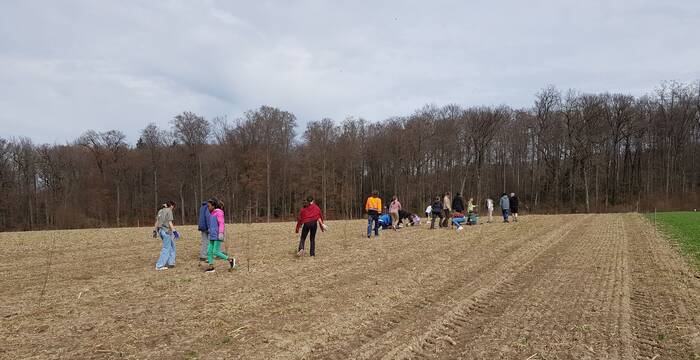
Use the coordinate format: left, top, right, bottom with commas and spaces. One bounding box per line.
452, 193, 465, 214
509, 192, 520, 222
197, 200, 211, 261
499, 193, 510, 223
429, 196, 444, 229
295, 196, 326, 257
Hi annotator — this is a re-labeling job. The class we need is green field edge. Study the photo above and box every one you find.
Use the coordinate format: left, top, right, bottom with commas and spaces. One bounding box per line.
645, 211, 700, 271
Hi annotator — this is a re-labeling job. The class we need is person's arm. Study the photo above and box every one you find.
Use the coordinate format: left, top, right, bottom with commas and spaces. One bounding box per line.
167, 220, 175, 233
217, 213, 224, 239
295, 210, 303, 233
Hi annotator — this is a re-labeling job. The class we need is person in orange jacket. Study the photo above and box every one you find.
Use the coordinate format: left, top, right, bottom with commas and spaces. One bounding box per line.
365, 190, 382, 238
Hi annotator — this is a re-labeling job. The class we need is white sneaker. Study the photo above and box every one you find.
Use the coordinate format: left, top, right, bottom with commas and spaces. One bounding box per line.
457, 226, 464, 231
156, 266, 169, 271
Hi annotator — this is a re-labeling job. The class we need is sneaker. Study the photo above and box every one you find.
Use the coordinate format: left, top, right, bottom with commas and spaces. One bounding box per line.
166, 264, 176, 269
297, 249, 305, 257
228, 258, 236, 269
156, 266, 168, 271
199, 257, 207, 262
457, 226, 464, 231
205, 267, 216, 273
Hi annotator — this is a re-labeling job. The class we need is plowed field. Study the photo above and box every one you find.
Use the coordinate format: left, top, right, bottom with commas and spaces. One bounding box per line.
1, 214, 699, 359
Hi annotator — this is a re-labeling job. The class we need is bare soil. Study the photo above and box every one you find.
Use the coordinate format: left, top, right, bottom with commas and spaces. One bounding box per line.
1, 214, 698, 359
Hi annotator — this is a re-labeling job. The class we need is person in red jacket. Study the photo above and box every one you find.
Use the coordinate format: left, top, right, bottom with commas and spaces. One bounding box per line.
295, 196, 326, 257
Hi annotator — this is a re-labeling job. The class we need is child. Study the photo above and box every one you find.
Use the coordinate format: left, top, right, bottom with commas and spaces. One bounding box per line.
467, 208, 479, 225
388, 195, 402, 230
451, 211, 467, 230
295, 196, 326, 257
409, 213, 421, 226
205, 199, 235, 273
154, 201, 178, 270
485, 197, 494, 223
425, 204, 432, 219
378, 210, 392, 230
429, 196, 444, 229
499, 193, 510, 223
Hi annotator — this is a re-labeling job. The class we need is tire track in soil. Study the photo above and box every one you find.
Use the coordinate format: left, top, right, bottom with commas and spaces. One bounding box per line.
311, 215, 580, 359
625, 214, 700, 359
199, 222, 517, 359
228, 222, 523, 359
309, 215, 589, 360
385, 214, 637, 359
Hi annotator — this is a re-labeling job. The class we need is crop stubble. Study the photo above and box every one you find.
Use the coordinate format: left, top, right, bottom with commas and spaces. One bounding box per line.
0, 214, 698, 359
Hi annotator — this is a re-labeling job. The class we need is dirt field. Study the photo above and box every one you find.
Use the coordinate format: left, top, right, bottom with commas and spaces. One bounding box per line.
1, 214, 699, 359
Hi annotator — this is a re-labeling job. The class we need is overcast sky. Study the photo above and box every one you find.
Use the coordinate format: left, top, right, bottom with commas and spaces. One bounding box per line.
1, 0, 698, 144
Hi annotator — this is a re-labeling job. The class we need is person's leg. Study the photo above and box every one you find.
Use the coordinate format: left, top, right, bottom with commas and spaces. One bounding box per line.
373, 214, 380, 236
212, 241, 228, 260
390, 213, 398, 229
367, 215, 373, 237
488, 209, 493, 223
156, 230, 171, 268
309, 222, 317, 256
207, 240, 215, 265
430, 214, 436, 229
167, 235, 176, 266
299, 223, 310, 252
452, 217, 460, 227
199, 231, 208, 260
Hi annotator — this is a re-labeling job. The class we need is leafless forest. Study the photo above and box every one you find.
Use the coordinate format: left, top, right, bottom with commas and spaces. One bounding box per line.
1, 81, 698, 231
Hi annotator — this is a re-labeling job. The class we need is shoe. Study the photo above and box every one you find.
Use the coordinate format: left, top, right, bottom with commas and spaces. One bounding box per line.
156, 266, 168, 271
457, 226, 464, 231
297, 249, 305, 257
199, 257, 207, 261
367, 235, 371, 239
205, 267, 216, 273
228, 258, 236, 269
166, 265, 176, 269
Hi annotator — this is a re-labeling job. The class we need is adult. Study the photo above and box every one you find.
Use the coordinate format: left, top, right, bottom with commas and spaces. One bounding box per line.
365, 190, 382, 238
499, 193, 510, 223
485, 197, 495, 223
295, 196, 326, 257
452, 193, 465, 214
205, 199, 235, 273
429, 196, 444, 229
441, 192, 452, 228
154, 201, 178, 271
197, 200, 211, 261
510, 192, 520, 222
388, 195, 402, 230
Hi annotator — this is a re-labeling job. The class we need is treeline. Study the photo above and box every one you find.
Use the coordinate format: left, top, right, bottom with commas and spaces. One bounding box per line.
1, 81, 698, 231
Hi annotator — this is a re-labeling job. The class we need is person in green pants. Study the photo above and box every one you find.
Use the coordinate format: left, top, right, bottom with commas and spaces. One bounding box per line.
205, 199, 235, 273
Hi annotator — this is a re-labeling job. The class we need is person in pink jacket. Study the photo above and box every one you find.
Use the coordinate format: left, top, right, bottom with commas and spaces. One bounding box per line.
205, 198, 235, 273
388, 195, 402, 230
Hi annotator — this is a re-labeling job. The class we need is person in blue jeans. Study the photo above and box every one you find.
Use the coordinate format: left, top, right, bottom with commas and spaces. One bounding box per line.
154, 201, 179, 270
365, 190, 382, 238
197, 200, 211, 261
499, 193, 510, 223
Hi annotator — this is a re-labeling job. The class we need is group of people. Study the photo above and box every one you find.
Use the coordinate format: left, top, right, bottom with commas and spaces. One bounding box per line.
151, 191, 521, 269
153, 198, 235, 272
364, 191, 521, 237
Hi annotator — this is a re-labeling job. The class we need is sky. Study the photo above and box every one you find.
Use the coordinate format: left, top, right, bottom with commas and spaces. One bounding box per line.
1, 0, 698, 144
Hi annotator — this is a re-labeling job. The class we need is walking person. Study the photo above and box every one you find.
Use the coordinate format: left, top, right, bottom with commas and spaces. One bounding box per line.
499, 193, 510, 223
295, 196, 326, 257
388, 195, 402, 230
365, 190, 382, 238
485, 197, 494, 223
153, 201, 178, 270
197, 200, 211, 261
205, 199, 235, 273
441, 192, 452, 228
510, 192, 520, 222
429, 196, 444, 229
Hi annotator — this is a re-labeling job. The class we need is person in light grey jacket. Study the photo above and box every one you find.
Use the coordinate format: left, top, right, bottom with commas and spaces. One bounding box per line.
499, 193, 510, 223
